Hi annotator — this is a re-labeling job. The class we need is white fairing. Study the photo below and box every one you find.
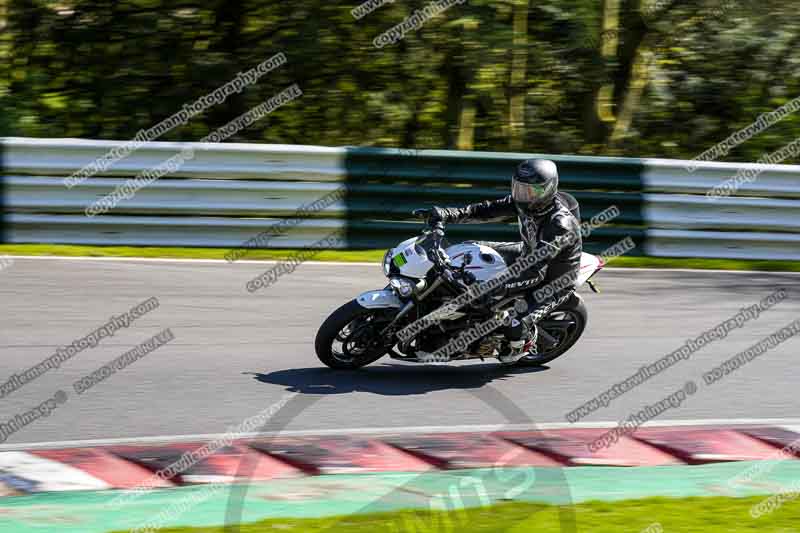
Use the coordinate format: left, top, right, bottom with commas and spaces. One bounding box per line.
576, 252, 602, 287
388, 236, 602, 288
390, 237, 435, 279
446, 242, 509, 282
356, 290, 403, 309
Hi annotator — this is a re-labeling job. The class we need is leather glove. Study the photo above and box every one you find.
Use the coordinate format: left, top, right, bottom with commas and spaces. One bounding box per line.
523, 217, 539, 241
412, 207, 450, 225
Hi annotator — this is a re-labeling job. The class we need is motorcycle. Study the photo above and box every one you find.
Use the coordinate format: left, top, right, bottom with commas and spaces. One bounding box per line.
315, 217, 604, 369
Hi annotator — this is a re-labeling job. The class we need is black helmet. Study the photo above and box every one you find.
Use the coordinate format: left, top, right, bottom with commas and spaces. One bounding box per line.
511, 159, 559, 214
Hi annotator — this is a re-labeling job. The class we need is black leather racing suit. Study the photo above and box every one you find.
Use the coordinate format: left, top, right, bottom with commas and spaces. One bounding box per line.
435, 192, 583, 338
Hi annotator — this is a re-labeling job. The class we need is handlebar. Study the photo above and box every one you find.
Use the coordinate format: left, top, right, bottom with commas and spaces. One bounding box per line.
410, 209, 475, 287
416, 223, 446, 267
415, 222, 475, 286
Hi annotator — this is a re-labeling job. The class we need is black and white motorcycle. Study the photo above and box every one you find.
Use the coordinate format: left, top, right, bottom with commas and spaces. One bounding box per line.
315, 220, 603, 369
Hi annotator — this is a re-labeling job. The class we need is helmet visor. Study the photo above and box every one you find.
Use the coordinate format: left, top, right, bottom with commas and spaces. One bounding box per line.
511, 177, 554, 206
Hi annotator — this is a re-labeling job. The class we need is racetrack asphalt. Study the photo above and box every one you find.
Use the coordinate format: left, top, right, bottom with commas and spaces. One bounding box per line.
0, 257, 797, 445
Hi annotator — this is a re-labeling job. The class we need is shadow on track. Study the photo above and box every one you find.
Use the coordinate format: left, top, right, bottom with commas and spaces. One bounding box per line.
247, 362, 550, 396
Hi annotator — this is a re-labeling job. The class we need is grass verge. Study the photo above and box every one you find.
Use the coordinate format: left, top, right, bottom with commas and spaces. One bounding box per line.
0, 244, 798, 271
0, 244, 386, 262
110, 496, 799, 532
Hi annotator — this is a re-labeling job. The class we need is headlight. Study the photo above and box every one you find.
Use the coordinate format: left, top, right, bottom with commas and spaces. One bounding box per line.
390, 277, 416, 298
383, 249, 393, 276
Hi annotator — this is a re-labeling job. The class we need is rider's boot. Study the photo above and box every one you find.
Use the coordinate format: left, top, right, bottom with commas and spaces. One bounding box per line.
524, 323, 539, 356
497, 315, 527, 364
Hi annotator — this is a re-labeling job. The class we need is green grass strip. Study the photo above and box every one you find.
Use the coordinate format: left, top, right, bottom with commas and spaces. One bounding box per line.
1, 244, 799, 271
114, 495, 800, 533
0, 244, 386, 262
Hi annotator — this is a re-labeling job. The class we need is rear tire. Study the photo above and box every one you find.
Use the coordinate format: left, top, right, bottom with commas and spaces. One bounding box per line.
518, 293, 587, 366
315, 300, 392, 369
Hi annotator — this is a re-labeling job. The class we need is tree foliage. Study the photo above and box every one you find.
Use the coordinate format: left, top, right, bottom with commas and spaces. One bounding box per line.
2, 0, 799, 162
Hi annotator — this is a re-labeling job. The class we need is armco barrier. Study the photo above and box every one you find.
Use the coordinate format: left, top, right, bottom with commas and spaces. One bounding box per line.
646, 230, 800, 261
3, 138, 346, 181
643, 194, 800, 232
642, 158, 800, 198
1, 137, 799, 259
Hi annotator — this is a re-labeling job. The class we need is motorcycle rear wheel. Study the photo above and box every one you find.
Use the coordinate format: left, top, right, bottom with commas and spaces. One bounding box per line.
518, 293, 587, 366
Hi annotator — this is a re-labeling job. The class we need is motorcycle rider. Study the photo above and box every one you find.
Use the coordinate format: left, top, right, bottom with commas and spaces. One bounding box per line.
418, 159, 582, 364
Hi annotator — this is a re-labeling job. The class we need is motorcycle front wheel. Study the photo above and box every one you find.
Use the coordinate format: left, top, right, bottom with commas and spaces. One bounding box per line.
315, 300, 394, 369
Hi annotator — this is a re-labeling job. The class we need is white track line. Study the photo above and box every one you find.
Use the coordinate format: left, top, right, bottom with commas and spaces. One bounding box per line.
3, 418, 799, 451
6, 255, 800, 274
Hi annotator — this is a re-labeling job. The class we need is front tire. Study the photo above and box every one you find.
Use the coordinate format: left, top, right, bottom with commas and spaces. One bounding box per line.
315, 300, 393, 369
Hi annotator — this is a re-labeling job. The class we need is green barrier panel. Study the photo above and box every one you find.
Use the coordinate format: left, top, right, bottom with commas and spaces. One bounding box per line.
345, 184, 643, 223
343, 147, 646, 251
344, 147, 646, 189
344, 220, 645, 256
